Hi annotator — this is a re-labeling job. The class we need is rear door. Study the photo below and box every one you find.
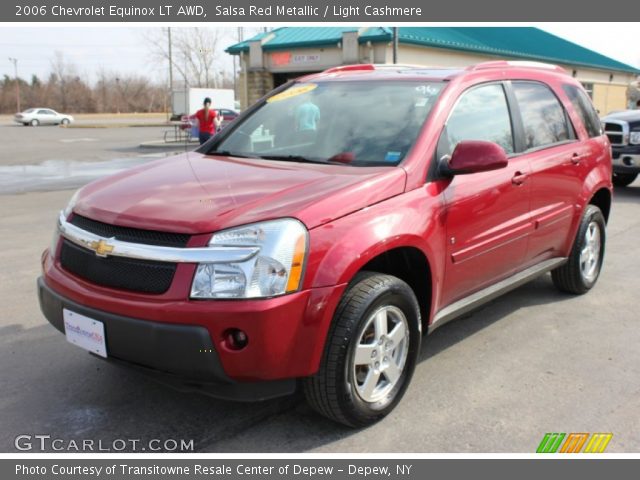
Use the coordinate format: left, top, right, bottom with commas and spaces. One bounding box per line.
440, 83, 533, 306
37, 109, 56, 124
509, 81, 588, 265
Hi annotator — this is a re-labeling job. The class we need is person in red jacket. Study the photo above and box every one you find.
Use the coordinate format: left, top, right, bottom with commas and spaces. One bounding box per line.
193, 97, 222, 145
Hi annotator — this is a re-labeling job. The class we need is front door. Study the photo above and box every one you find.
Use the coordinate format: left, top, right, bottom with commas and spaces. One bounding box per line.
439, 83, 533, 307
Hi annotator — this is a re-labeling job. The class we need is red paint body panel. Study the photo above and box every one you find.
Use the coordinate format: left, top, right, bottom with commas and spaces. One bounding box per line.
441, 154, 532, 305
41, 64, 613, 384
75, 153, 406, 233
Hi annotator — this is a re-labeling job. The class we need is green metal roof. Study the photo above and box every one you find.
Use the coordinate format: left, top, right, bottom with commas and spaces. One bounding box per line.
227, 27, 361, 53
226, 27, 640, 75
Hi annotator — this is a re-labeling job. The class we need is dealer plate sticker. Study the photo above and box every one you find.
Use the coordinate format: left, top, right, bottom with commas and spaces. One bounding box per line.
63, 309, 107, 358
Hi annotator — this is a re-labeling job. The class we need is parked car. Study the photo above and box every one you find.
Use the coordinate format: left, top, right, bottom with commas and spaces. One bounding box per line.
216, 108, 239, 128
14, 108, 74, 126
602, 110, 640, 187
39, 62, 612, 427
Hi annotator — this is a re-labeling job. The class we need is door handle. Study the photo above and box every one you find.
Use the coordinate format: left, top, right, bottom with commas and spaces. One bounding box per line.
571, 152, 588, 165
512, 172, 527, 186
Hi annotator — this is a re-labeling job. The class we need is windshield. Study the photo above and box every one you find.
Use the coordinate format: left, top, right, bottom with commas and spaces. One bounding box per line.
208, 80, 445, 166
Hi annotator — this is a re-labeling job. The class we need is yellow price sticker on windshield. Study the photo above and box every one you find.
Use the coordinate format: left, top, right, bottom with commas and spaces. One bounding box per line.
267, 84, 317, 103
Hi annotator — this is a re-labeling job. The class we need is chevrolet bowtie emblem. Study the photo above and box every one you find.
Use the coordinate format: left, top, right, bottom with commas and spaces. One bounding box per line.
89, 239, 114, 257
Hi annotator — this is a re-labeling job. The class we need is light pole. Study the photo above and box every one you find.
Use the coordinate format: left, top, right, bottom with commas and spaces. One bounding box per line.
115, 77, 120, 113
8, 57, 20, 112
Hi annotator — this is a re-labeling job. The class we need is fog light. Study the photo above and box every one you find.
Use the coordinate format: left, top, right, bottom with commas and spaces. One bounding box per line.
223, 329, 248, 350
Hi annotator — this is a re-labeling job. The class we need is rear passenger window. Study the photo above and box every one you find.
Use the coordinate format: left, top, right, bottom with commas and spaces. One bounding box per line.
513, 82, 571, 150
439, 84, 514, 157
562, 84, 603, 138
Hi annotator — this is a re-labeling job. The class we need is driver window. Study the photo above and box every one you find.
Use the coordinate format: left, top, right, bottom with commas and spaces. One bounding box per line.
438, 84, 514, 159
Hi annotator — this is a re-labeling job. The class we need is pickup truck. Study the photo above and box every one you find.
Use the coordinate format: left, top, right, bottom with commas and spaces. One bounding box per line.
603, 110, 640, 186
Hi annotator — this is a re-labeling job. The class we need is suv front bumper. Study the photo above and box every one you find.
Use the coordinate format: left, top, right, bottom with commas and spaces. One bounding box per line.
38, 277, 297, 401
612, 149, 640, 174
39, 250, 346, 400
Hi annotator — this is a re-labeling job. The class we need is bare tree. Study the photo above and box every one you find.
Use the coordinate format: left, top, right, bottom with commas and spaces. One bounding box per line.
50, 51, 70, 111
144, 28, 233, 89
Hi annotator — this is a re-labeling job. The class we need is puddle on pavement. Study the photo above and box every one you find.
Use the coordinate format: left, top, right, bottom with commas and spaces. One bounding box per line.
0, 153, 180, 194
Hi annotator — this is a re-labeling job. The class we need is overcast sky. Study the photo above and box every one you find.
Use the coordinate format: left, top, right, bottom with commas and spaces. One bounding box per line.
1, 24, 638, 84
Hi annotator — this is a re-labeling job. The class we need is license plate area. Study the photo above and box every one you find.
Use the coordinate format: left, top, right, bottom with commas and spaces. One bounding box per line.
63, 309, 107, 358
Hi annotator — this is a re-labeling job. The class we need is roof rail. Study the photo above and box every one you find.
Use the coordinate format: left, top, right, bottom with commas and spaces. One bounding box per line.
372, 63, 428, 70
323, 63, 427, 74
469, 61, 567, 74
323, 64, 375, 73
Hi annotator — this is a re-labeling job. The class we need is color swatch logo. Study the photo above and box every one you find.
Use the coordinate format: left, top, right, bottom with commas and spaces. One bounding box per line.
537, 433, 613, 453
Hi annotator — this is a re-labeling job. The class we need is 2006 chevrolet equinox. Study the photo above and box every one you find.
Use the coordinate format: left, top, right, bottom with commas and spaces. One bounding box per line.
39, 62, 612, 427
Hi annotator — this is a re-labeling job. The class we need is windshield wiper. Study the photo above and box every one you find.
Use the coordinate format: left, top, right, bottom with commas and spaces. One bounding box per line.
258, 154, 327, 164
207, 150, 251, 158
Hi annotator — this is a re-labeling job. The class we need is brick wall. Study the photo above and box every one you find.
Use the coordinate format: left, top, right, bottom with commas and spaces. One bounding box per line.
238, 70, 274, 110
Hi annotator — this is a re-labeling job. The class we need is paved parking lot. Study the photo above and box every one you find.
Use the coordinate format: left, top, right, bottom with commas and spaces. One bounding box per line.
0, 120, 174, 166
1, 125, 639, 452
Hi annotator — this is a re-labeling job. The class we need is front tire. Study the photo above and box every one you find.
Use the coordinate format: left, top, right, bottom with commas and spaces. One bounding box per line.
552, 205, 606, 294
61, 118, 70, 126
303, 272, 421, 427
30, 119, 39, 126
612, 172, 637, 187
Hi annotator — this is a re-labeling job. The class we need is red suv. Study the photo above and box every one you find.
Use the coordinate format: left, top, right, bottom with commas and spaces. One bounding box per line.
39, 62, 612, 427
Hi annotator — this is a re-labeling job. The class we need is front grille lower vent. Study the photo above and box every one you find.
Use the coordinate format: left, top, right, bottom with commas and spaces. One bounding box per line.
60, 239, 177, 294
59, 214, 190, 294
70, 214, 190, 248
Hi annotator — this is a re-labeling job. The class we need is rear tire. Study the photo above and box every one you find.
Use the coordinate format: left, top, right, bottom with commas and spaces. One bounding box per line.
552, 205, 606, 294
30, 119, 39, 127
303, 272, 421, 427
612, 172, 637, 187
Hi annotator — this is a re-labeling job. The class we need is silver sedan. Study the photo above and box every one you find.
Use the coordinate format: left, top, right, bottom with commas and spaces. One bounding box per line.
13, 108, 74, 126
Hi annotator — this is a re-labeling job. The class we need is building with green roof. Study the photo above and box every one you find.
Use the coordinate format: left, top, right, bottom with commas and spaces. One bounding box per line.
227, 27, 640, 113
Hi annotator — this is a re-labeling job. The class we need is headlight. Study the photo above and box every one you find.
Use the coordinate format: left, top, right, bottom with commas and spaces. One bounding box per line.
190, 219, 308, 299
630, 131, 640, 145
63, 189, 81, 218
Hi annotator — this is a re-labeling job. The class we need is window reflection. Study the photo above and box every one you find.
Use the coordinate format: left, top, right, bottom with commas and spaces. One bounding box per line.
216, 81, 445, 166
440, 84, 514, 156
513, 82, 570, 149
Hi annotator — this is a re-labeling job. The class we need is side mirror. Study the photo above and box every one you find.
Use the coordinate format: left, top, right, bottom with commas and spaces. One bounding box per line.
443, 140, 508, 176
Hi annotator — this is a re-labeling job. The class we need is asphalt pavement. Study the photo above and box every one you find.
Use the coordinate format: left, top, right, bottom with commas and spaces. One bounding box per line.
1, 124, 639, 452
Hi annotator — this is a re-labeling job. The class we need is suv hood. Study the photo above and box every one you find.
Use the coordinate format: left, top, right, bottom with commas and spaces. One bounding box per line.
604, 110, 640, 122
74, 152, 407, 234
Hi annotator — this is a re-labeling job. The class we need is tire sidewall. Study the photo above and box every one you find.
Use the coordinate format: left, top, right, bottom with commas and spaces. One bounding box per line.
340, 280, 421, 425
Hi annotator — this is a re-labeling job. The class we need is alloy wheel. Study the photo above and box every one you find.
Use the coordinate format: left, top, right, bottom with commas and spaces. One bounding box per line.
580, 221, 601, 283
351, 305, 410, 404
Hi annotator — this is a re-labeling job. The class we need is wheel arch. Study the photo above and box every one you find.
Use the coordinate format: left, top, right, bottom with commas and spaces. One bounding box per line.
345, 245, 434, 332
588, 187, 612, 223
